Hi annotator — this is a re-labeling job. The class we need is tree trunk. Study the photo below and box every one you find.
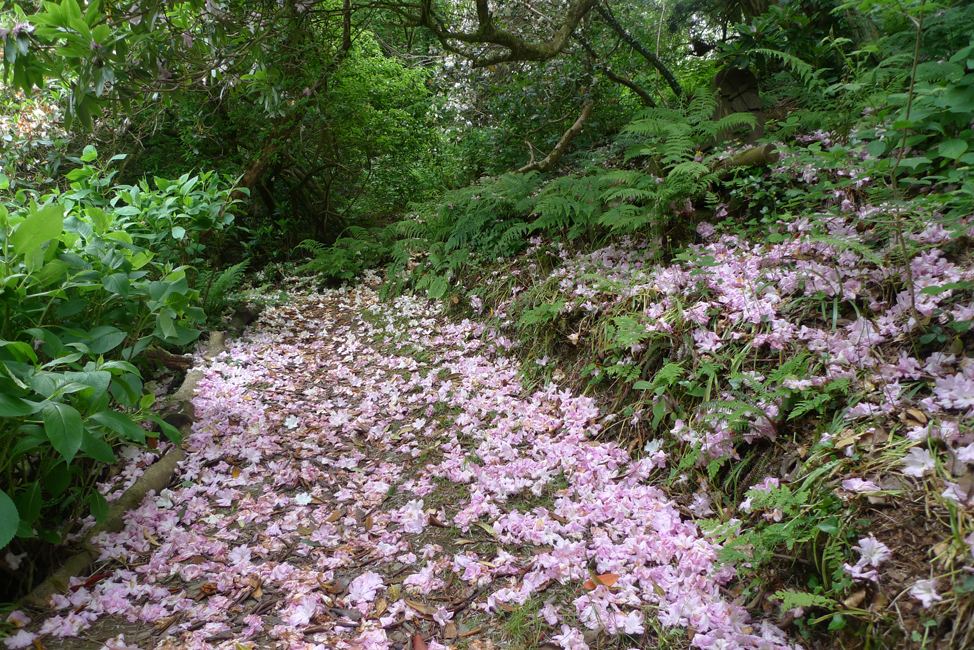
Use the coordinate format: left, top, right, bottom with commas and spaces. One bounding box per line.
711, 143, 780, 179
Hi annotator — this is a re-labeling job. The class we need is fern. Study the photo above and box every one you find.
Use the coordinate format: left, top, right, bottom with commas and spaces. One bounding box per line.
200, 259, 249, 319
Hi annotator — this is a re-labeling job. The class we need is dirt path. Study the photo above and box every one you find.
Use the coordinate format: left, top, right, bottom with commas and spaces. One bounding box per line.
7, 278, 797, 650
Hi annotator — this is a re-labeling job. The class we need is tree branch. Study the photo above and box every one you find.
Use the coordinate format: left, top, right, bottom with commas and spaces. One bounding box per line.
517, 100, 595, 174
575, 33, 656, 107
595, 2, 682, 98
403, 0, 599, 67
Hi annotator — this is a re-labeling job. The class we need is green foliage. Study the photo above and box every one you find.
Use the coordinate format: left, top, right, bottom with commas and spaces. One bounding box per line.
0, 148, 226, 549
199, 258, 249, 320
296, 227, 393, 282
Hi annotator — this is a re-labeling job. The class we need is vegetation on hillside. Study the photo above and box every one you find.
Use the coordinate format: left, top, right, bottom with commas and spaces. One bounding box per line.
2, 0, 974, 648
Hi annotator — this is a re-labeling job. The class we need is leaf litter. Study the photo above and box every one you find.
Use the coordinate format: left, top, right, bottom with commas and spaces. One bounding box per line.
11, 273, 811, 650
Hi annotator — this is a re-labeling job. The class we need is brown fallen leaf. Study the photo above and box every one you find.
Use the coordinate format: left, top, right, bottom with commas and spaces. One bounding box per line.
459, 626, 483, 638
405, 599, 438, 617
374, 597, 387, 617
444, 621, 458, 639
843, 589, 866, 609
326, 509, 342, 523
232, 466, 241, 478
583, 573, 619, 590
365, 516, 374, 531
428, 515, 449, 528
549, 513, 569, 524
412, 632, 428, 650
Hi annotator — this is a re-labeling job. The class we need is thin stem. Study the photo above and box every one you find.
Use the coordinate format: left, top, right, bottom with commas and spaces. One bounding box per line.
888, 7, 925, 325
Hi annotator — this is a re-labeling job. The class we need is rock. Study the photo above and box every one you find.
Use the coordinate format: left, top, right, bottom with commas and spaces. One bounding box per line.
206, 331, 227, 358
713, 67, 765, 144
231, 303, 263, 329
173, 369, 205, 419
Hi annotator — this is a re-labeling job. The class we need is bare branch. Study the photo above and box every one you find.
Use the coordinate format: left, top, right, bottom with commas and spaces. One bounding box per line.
518, 100, 595, 174
595, 2, 683, 98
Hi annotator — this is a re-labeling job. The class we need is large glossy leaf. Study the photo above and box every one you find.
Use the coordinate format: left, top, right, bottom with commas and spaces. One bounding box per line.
14, 481, 43, 526
81, 431, 117, 463
89, 490, 109, 524
43, 402, 84, 464
10, 203, 65, 255
0, 394, 43, 417
0, 490, 19, 548
91, 410, 146, 444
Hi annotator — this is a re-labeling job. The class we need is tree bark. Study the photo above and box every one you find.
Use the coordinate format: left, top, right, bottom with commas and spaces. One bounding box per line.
403, 0, 599, 67
595, 2, 683, 99
517, 100, 595, 174
575, 33, 656, 107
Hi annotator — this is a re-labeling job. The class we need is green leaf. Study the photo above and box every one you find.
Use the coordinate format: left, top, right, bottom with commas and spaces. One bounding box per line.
816, 517, 840, 535
102, 273, 130, 297
81, 431, 117, 463
157, 311, 176, 340
110, 374, 142, 408
939, 139, 968, 160
44, 463, 72, 497
89, 490, 109, 524
171, 225, 186, 239
10, 204, 65, 255
89, 329, 127, 354
14, 481, 43, 525
0, 394, 43, 417
91, 410, 146, 444
147, 413, 182, 444
80, 144, 98, 161
43, 402, 84, 464
0, 489, 20, 549
865, 139, 886, 157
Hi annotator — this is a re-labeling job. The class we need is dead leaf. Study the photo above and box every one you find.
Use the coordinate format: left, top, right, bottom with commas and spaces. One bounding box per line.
232, 466, 241, 479
459, 626, 483, 637
583, 573, 619, 590
252, 584, 263, 599
444, 621, 457, 639
843, 590, 866, 609
374, 598, 387, 617
549, 513, 569, 524
498, 603, 516, 612
405, 599, 438, 617
297, 526, 313, 535
454, 539, 476, 545
412, 632, 428, 650
326, 509, 342, 523
428, 515, 448, 528
365, 516, 373, 531
474, 522, 498, 538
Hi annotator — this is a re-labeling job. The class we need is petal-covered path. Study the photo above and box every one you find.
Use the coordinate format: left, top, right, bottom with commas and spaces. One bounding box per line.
9, 277, 797, 650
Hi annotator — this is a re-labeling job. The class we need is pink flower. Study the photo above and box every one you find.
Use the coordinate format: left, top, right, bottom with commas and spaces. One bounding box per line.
348, 571, 384, 603
853, 536, 892, 568
616, 610, 645, 634
286, 597, 318, 627
692, 329, 723, 353
910, 579, 943, 608
539, 600, 561, 625
842, 478, 881, 492
228, 544, 252, 566
433, 606, 453, 626
399, 499, 426, 534
552, 624, 589, 650
901, 448, 935, 477
3, 631, 36, 649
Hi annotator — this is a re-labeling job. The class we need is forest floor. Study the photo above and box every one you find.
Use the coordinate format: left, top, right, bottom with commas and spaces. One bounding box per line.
7, 273, 801, 650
